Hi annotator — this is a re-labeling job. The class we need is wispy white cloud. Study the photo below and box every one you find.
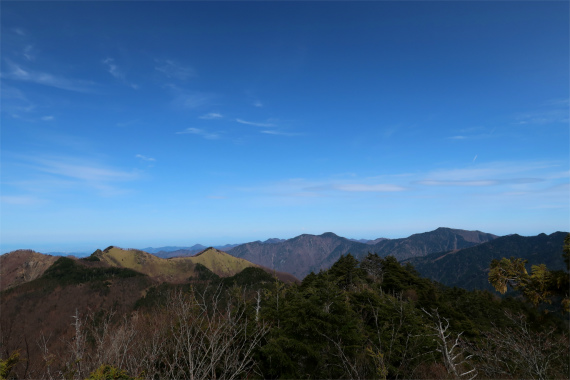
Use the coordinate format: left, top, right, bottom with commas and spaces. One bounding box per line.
41, 116, 54, 121
514, 100, 569, 125
1, 84, 28, 101
416, 161, 557, 188
102, 58, 123, 79
176, 127, 219, 139
236, 118, 275, 127
32, 157, 140, 183
334, 184, 406, 192
23, 45, 36, 61
12, 28, 26, 36
103, 58, 138, 89
515, 111, 569, 125
244, 90, 264, 108
418, 180, 498, 186
0, 84, 36, 116
448, 128, 496, 140
2, 59, 94, 92
155, 59, 195, 80
173, 92, 215, 109
239, 161, 565, 205
199, 112, 223, 120
135, 154, 156, 162
5, 155, 142, 197
243, 177, 407, 199
165, 84, 216, 109
424, 162, 554, 181
260, 130, 302, 137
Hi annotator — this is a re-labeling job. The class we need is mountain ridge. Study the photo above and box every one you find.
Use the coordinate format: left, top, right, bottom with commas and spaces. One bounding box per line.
227, 227, 498, 279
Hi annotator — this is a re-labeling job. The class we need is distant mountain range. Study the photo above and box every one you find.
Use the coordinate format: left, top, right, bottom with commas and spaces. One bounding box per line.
140, 244, 240, 258
227, 227, 497, 279
3, 227, 567, 293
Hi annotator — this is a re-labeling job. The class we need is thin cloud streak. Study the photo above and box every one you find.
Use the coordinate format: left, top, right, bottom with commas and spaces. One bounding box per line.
2, 60, 94, 92
176, 127, 219, 139
12, 28, 26, 36
5, 155, 142, 197
199, 112, 223, 120
103, 58, 138, 89
236, 118, 275, 127
418, 180, 498, 186
237, 161, 563, 204
135, 154, 156, 162
33, 157, 140, 183
260, 130, 302, 136
23, 45, 36, 61
334, 184, 406, 192
155, 59, 195, 80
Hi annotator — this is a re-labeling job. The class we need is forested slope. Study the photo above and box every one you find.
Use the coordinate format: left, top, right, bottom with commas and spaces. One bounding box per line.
2, 250, 568, 379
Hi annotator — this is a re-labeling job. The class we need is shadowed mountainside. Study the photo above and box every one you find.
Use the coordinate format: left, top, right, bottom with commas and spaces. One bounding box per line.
229, 232, 372, 279
371, 227, 498, 261
406, 231, 569, 291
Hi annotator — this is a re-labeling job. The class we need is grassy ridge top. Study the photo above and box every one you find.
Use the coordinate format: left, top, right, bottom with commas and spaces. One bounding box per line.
95, 246, 259, 282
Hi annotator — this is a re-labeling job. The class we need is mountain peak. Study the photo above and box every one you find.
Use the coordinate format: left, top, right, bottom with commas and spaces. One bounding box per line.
193, 247, 221, 257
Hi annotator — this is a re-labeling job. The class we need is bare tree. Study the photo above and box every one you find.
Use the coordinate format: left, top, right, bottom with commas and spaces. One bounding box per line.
421, 308, 477, 380
151, 285, 269, 380
467, 311, 569, 380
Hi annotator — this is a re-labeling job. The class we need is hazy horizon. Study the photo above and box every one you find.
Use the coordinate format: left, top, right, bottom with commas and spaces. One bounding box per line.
2, 2, 568, 254
2, 226, 569, 256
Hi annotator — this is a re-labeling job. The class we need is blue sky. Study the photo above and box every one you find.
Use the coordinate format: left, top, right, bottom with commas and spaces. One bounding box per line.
1, 1, 568, 254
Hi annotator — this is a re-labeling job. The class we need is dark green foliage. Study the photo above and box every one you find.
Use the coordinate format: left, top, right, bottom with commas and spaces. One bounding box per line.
327, 253, 367, 289
1, 257, 146, 297
254, 252, 569, 379
134, 282, 179, 310
43, 257, 144, 286
81, 249, 102, 262
222, 267, 275, 287
258, 272, 366, 379
190, 263, 220, 281
562, 234, 570, 271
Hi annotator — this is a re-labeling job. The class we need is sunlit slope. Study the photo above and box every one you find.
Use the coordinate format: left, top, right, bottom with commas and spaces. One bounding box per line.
95, 246, 260, 282
189, 247, 259, 276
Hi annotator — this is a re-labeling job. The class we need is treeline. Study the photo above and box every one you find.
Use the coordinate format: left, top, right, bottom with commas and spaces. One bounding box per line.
2, 254, 569, 379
